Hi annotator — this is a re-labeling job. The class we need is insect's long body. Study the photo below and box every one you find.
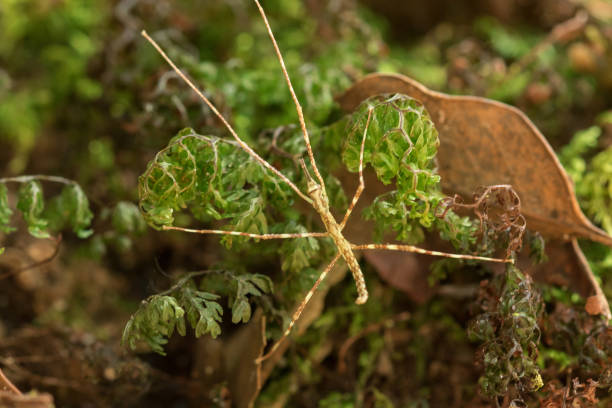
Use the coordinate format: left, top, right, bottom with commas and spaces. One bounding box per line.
142, 0, 514, 364
307, 179, 368, 304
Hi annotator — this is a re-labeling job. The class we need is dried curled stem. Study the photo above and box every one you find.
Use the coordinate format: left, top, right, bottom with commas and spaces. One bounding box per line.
437, 185, 526, 258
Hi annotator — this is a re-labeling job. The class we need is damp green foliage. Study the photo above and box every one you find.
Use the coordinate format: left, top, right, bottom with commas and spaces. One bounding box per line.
279, 222, 321, 273
0, 183, 14, 234
112, 201, 147, 235
559, 114, 612, 235
138, 128, 293, 238
122, 295, 187, 355
332, 94, 477, 249
123, 271, 272, 354
336, 94, 442, 243
145, 0, 389, 146
340, 95, 440, 191
434, 210, 481, 252
16, 181, 49, 238
1, 178, 94, 240
576, 146, 612, 235
76, 201, 147, 259
527, 232, 548, 265
474, 17, 540, 59
0, 0, 108, 172
318, 393, 355, 408
558, 126, 601, 182
540, 295, 612, 390
179, 285, 223, 339
468, 266, 544, 398
428, 258, 464, 287
122, 280, 222, 355
537, 347, 576, 371
45, 184, 94, 238
223, 273, 273, 324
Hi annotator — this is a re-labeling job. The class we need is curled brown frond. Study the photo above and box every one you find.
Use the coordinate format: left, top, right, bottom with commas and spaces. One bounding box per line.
437, 185, 526, 258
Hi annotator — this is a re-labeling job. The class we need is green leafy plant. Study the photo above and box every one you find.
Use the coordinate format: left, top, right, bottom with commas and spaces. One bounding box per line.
122, 270, 272, 354
559, 112, 612, 235
468, 266, 544, 399
0, 175, 93, 239
0, 0, 107, 172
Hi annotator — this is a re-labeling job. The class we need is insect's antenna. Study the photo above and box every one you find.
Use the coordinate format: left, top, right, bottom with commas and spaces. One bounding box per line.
253, 0, 326, 191
299, 158, 315, 185
141, 30, 312, 205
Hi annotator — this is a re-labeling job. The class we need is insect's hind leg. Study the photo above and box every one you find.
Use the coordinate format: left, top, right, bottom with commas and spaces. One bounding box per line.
256, 253, 342, 363
339, 107, 373, 231
351, 243, 513, 264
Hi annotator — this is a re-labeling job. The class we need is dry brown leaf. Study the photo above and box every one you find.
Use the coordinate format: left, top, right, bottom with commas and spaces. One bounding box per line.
338, 73, 612, 318
338, 73, 612, 246
362, 249, 433, 304
519, 239, 610, 319
224, 309, 266, 408
192, 310, 265, 408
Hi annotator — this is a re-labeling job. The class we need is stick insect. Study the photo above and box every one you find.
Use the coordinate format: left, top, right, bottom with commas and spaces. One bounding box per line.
141, 0, 513, 363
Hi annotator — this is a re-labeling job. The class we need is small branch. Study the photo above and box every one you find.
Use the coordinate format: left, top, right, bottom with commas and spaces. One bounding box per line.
0, 358, 81, 390
508, 11, 589, 76
0, 367, 21, 395
267, 125, 301, 168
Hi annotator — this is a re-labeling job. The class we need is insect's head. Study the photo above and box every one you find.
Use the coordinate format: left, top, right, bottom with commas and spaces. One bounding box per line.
299, 158, 317, 190
306, 179, 320, 195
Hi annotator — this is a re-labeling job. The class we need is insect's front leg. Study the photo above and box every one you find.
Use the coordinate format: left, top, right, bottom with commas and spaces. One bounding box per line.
162, 225, 328, 240
339, 106, 373, 231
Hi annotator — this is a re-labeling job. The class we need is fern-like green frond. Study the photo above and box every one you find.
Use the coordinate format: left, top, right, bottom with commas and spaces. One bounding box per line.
123, 271, 273, 355
1, 177, 94, 240
329, 94, 451, 244
0, 183, 15, 234
16, 180, 50, 238
138, 128, 294, 239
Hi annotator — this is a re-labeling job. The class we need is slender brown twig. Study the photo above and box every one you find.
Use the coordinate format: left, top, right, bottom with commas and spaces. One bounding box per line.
0, 367, 22, 395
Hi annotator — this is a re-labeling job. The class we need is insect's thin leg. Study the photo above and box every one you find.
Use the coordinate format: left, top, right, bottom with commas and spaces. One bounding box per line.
162, 225, 328, 240
140, 31, 311, 204
351, 244, 514, 264
339, 107, 373, 231
256, 253, 342, 364
253, 0, 326, 190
